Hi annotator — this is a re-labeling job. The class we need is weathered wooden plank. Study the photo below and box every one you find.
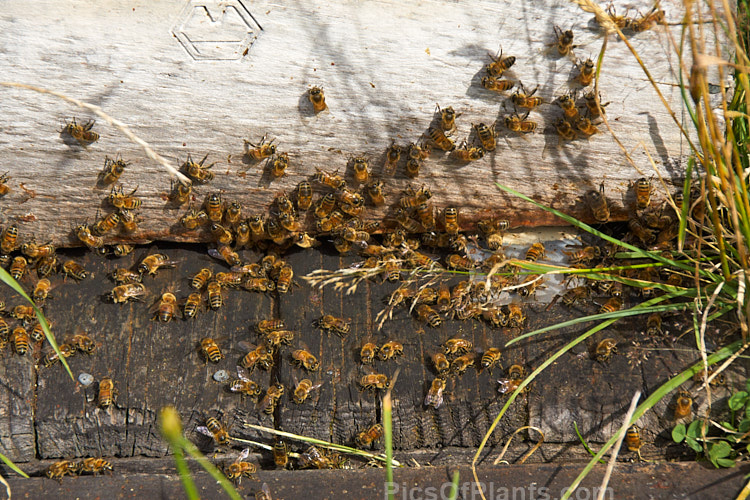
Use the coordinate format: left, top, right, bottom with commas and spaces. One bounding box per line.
0, 341, 35, 462
0, 0, 723, 247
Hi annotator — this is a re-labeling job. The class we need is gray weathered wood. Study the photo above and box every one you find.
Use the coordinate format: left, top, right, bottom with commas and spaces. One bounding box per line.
0, 0, 726, 247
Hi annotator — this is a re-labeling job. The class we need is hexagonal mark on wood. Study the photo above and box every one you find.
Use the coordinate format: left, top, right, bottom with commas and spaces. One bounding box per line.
172, 0, 262, 61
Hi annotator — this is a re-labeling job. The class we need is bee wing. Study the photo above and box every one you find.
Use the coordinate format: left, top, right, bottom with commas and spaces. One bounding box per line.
196, 426, 213, 437
237, 448, 250, 462
207, 248, 224, 261
236, 366, 250, 382
310, 381, 324, 391
237, 341, 256, 352
292, 372, 299, 387
261, 483, 272, 496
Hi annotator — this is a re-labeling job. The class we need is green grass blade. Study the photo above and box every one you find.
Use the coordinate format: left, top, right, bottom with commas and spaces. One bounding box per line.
384, 390, 394, 500
172, 445, 200, 500
0, 451, 29, 478
181, 437, 243, 500
678, 158, 693, 251
573, 422, 605, 464
447, 469, 460, 500
0, 267, 73, 381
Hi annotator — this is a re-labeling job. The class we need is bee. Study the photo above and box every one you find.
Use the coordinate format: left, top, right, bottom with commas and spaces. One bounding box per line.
222, 201, 242, 227
553, 285, 591, 308
9, 256, 27, 280
365, 179, 386, 206
264, 329, 294, 348
445, 253, 475, 271
646, 312, 663, 336
408, 142, 431, 161
551, 26, 576, 56
138, 254, 177, 276
625, 426, 643, 459
108, 185, 142, 211
606, 3, 630, 29
553, 118, 577, 142
235, 221, 251, 248
308, 85, 328, 112
256, 319, 286, 335
10, 305, 35, 323
297, 446, 333, 469
440, 207, 458, 234
182, 292, 202, 319
498, 364, 529, 395
256, 483, 274, 500
313, 168, 346, 190
630, 7, 665, 32
486, 48, 516, 77
429, 352, 450, 376
511, 85, 544, 109
270, 439, 289, 470
41, 343, 76, 367
244, 276, 276, 293
100, 156, 130, 185
0, 225, 17, 254
98, 377, 117, 408
599, 297, 623, 314
10, 327, 29, 355
239, 344, 274, 372
113, 244, 135, 257
271, 152, 289, 178
452, 141, 485, 162
404, 158, 420, 179
385, 142, 401, 174
91, 211, 120, 236
75, 224, 104, 251
198, 336, 223, 363
360, 342, 378, 364
315, 315, 351, 337
191, 268, 213, 290
168, 179, 192, 205
29, 321, 46, 342
180, 208, 209, 230
204, 193, 224, 223
360, 373, 390, 391
63, 118, 98, 145
637, 267, 657, 298
481, 348, 503, 371
46, 460, 80, 480
674, 390, 692, 420
444, 338, 472, 357
378, 340, 404, 361
0, 172, 9, 196
210, 245, 242, 267
473, 122, 497, 152
69, 331, 96, 354
62, 260, 88, 281
450, 280, 473, 308
416, 304, 441, 327
586, 184, 610, 222
277, 213, 302, 233
505, 111, 537, 134
182, 153, 215, 184
21, 241, 55, 260
223, 448, 256, 484
556, 93, 579, 121
151, 292, 178, 322
259, 383, 285, 414
314, 193, 337, 219
109, 283, 146, 303
393, 208, 421, 234
424, 377, 447, 409
228, 366, 263, 400
197, 417, 231, 446
78, 458, 113, 476
204, 280, 223, 310
296, 181, 313, 211
335, 188, 364, 208
451, 353, 476, 375
427, 126, 456, 151
632, 177, 653, 210
575, 116, 599, 136
210, 223, 233, 245
36, 254, 59, 278
292, 348, 320, 372
564, 245, 600, 264
436, 104, 460, 133
520, 242, 545, 262
481, 75, 514, 93
245, 135, 277, 161
583, 91, 609, 119
293, 377, 323, 404
32, 278, 52, 304
482, 306, 508, 328
693, 367, 727, 387
356, 423, 384, 447
119, 211, 141, 238
506, 303, 526, 328
593, 338, 618, 362
351, 156, 370, 183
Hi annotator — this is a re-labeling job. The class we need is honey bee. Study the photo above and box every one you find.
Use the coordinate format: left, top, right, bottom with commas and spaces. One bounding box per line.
427, 127, 456, 151
360, 373, 390, 391
75, 224, 104, 251
585, 184, 610, 222
10, 327, 29, 355
605, 3, 630, 29
264, 329, 294, 349
32, 278, 52, 304
308, 85, 328, 112
498, 364, 529, 395
415, 304, 441, 327
378, 340, 404, 361
205, 280, 223, 310
297, 446, 333, 469
625, 426, 642, 459
198, 337, 223, 363
486, 48, 516, 77
168, 179, 192, 205
693, 367, 726, 387
221, 201, 242, 227
408, 142, 431, 161
108, 185, 142, 211
0, 224, 17, 254
9, 256, 27, 281
10, 304, 35, 323
245, 135, 277, 161
404, 158, 421, 179
239, 344, 274, 372
210, 223, 233, 245
564, 245, 600, 264
314, 193, 336, 219
445, 253, 475, 271
444, 338, 472, 356
630, 7, 665, 32
98, 377, 117, 408
356, 423, 384, 447
583, 90, 609, 119
293, 376, 323, 404
645, 312, 663, 336
593, 338, 618, 362
204, 193, 224, 223
46, 460, 80, 480
551, 26, 576, 56
481, 348, 503, 371
224, 448, 256, 483
152, 292, 178, 322
109, 283, 146, 303
674, 390, 692, 420
575, 116, 599, 136
481, 75, 514, 93
599, 297, 623, 314
472, 122, 497, 152
313, 168, 346, 190
511, 84, 544, 109
350, 156, 370, 183
138, 253, 177, 276
628, 217, 656, 244
41, 343, 76, 367
61, 260, 87, 281
632, 177, 653, 210
234, 221, 251, 248
71, 332, 96, 354
574, 58, 595, 87
244, 276, 276, 293
113, 244, 135, 257
256, 319, 286, 335
91, 211, 121, 236
556, 93, 579, 121
197, 417, 231, 446
365, 179, 386, 206
452, 141, 485, 162
256, 483, 273, 500
269, 439, 289, 470
20, 241, 54, 260
259, 382, 285, 414
440, 207, 458, 234
182, 153, 215, 184
183, 292, 202, 319
180, 208, 209, 230
436, 104, 460, 133
36, 254, 59, 278
191, 268, 213, 290
291, 348, 320, 372
315, 315, 351, 337
385, 142, 401, 174
518, 273, 545, 296
393, 208, 422, 233
451, 353, 476, 375
360, 342, 378, 364
277, 212, 302, 233
78, 458, 113, 476
0, 172, 9, 196
62, 118, 98, 145
115, 212, 139, 238
424, 377, 447, 409
210, 245, 242, 267
270, 152, 289, 178
296, 181, 313, 211
228, 366, 263, 400
551, 285, 591, 308
505, 111, 537, 134
553, 118, 577, 142
29, 321, 45, 342
506, 303, 526, 328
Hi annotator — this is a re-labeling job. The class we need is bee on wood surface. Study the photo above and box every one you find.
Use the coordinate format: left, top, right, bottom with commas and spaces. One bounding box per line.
378, 340, 403, 361
524, 242, 545, 262
273, 439, 289, 469
674, 390, 692, 420
416, 304, 441, 327
394, 208, 422, 233
424, 377, 447, 409
111, 244, 134, 257
549, 285, 591, 309
629, 7, 665, 32
446, 253, 476, 271
583, 90, 609, 119
210, 244, 242, 267
365, 179, 386, 206
293, 376, 323, 404
0, 224, 17, 254
138, 254, 177, 276
10, 305, 35, 323
444, 337, 473, 356
645, 312, 663, 336
270, 152, 289, 178
314, 315, 351, 337
120, 210, 140, 235
239, 344, 274, 372
506, 303, 526, 328
314, 193, 337, 219
29, 321, 46, 342
60, 260, 87, 282
222, 201, 242, 227
78, 458, 113, 476
258, 383, 285, 414
197, 417, 231, 446
21, 241, 54, 260
181, 292, 201, 319
180, 208, 209, 230
564, 245, 600, 264
256, 319, 286, 335
436, 104, 460, 133
625, 426, 643, 459
575, 57, 595, 87
436, 284, 451, 312
206, 281, 223, 310
355, 423, 384, 447
360, 342, 378, 365
511, 84, 544, 110
234, 221, 250, 248
473, 122, 497, 152
481, 348, 503, 371
427, 126, 456, 151
108, 185, 142, 211
693, 368, 726, 387
575, 116, 599, 136
296, 181, 313, 211
36, 254, 59, 278
111, 268, 141, 284
245, 134, 277, 161
553, 118, 577, 142
385, 142, 401, 174
481, 75, 514, 93
183, 153, 215, 184
404, 158, 421, 179
504, 110, 537, 134
351, 156, 370, 183
408, 142, 432, 161
100, 155, 129, 185
486, 48, 516, 77
168, 179, 192, 205
47, 460, 80, 480
297, 446, 333, 469
605, 3, 630, 29
109, 283, 146, 303
598, 297, 623, 314
292, 348, 320, 372
593, 338, 617, 362
551, 26, 577, 56
313, 168, 346, 190
62, 118, 98, 146
442, 207, 459, 234
517, 273, 544, 297
360, 373, 390, 391
628, 217, 656, 244
256, 483, 273, 500
204, 193, 224, 223
71, 332, 96, 354
151, 292, 177, 322
75, 224, 104, 251
498, 364, 529, 395
244, 276, 276, 293
41, 343, 76, 367
199, 337, 224, 363
209, 223, 233, 246
91, 211, 120, 236
431, 352, 450, 375
224, 448, 256, 484
335, 188, 365, 208
263, 329, 294, 349
451, 141, 484, 162
190, 268, 213, 290
98, 377, 117, 408
451, 353, 476, 375
308, 85, 328, 113
585, 184, 610, 222
10, 327, 29, 355
9, 256, 27, 281
556, 93, 579, 121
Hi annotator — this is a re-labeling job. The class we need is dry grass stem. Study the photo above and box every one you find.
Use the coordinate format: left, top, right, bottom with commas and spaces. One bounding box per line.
492, 426, 545, 465
598, 391, 641, 500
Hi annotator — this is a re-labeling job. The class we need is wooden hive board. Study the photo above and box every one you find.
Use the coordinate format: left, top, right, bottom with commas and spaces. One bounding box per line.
0, 0, 728, 247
